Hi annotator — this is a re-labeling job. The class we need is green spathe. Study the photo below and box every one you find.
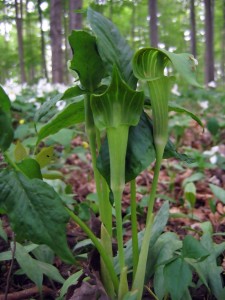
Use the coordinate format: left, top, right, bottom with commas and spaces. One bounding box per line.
91, 67, 144, 130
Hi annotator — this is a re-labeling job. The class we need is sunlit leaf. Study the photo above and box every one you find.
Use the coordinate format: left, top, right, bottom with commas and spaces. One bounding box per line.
14, 141, 28, 162
36, 101, 84, 144
35, 146, 54, 168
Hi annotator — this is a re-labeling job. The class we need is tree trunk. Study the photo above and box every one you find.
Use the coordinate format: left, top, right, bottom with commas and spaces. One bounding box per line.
204, 0, 215, 85
221, 0, 225, 83
69, 0, 83, 31
148, 0, 158, 47
190, 0, 197, 58
15, 0, 26, 83
37, 0, 49, 80
50, 0, 63, 83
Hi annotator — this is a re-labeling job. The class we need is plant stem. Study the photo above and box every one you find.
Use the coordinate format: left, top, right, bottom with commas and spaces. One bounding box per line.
66, 208, 119, 292
84, 95, 112, 235
130, 179, 138, 278
107, 125, 129, 272
132, 152, 163, 300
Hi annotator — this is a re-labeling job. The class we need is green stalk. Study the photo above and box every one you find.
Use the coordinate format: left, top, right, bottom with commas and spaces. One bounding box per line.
107, 125, 129, 272
130, 179, 139, 278
66, 208, 119, 292
84, 95, 112, 234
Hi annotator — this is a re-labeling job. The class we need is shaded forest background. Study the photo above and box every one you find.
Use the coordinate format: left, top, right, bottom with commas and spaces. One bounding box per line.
0, 0, 225, 88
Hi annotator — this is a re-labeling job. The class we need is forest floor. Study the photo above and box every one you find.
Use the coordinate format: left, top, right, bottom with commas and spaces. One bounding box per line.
1, 120, 225, 300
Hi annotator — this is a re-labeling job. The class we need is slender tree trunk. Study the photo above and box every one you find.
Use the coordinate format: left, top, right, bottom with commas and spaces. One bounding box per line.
69, 0, 83, 31
50, 0, 63, 83
37, 0, 49, 80
15, 0, 26, 83
221, 0, 225, 83
190, 0, 197, 58
204, 0, 215, 84
148, 0, 158, 47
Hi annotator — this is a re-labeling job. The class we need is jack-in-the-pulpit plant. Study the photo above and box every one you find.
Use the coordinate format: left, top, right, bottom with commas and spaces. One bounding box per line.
2, 8, 220, 300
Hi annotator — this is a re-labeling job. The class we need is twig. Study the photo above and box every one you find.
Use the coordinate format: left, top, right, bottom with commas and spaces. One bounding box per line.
4, 234, 16, 300
0, 286, 55, 300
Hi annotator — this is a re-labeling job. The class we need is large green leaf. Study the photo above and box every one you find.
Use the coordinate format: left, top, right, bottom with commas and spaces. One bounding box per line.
169, 102, 203, 128
181, 235, 209, 261
0, 170, 74, 263
91, 67, 144, 131
164, 257, 192, 300
36, 100, 84, 144
0, 108, 14, 151
209, 184, 225, 204
61, 85, 86, 101
16, 158, 42, 179
87, 7, 137, 89
133, 47, 201, 87
0, 85, 11, 113
69, 30, 105, 91
34, 93, 62, 123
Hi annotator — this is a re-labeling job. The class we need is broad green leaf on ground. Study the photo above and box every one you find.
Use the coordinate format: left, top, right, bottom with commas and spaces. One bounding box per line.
209, 184, 225, 204
36, 100, 84, 144
0, 170, 74, 263
34, 93, 62, 122
91, 67, 144, 131
35, 146, 54, 168
164, 257, 192, 300
16, 158, 42, 179
58, 270, 83, 300
0, 85, 11, 113
15, 242, 43, 290
0, 243, 39, 261
69, 30, 105, 91
193, 222, 225, 300
151, 233, 182, 300
169, 102, 203, 128
87, 7, 137, 89
0, 108, 14, 151
97, 111, 155, 184
133, 48, 201, 87
114, 201, 169, 275
35, 260, 65, 283
181, 235, 209, 261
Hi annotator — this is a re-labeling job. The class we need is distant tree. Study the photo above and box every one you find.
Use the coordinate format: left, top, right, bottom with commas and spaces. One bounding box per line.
190, 0, 197, 58
37, 0, 48, 80
50, 0, 63, 83
148, 0, 158, 47
221, 0, 225, 82
15, 0, 27, 83
69, 0, 83, 31
204, 0, 215, 84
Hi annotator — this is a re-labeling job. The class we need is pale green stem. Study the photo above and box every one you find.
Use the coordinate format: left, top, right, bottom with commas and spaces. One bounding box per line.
66, 208, 119, 292
130, 179, 139, 278
84, 95, 111, 232
107, 125, 129, 272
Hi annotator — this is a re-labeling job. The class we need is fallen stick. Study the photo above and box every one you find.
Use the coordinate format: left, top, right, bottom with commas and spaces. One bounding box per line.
0, 286, 55, 300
